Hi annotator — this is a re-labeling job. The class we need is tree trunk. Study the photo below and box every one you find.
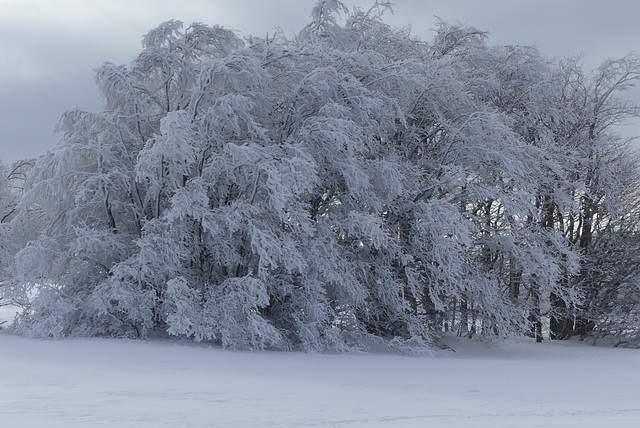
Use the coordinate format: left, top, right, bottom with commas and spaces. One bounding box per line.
458, 299, 469, 337
529, 283, 543, 343
549, 293, 574, 340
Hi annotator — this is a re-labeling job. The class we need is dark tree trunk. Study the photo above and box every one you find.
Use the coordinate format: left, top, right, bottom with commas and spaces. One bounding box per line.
549, 293, 574, 340
529, 282, 543, 343
458, 299, 469, 337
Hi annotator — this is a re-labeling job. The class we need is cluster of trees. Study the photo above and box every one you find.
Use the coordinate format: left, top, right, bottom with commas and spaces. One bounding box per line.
1, 1, 639, 350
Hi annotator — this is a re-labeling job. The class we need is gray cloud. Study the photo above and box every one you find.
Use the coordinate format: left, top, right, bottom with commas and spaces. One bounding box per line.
1, 0, 639, 162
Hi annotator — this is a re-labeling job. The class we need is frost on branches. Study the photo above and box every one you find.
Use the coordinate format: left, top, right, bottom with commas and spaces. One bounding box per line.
2, 1, 640, 351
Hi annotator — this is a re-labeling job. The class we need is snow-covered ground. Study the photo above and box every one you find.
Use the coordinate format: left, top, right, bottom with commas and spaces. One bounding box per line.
1, 308, 639, 427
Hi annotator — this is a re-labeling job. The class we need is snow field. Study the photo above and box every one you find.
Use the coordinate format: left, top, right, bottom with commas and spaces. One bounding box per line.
1, 332, 639, 427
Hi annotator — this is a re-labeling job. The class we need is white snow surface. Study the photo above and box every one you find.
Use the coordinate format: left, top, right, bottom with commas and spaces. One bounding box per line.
0, 322, 639, 427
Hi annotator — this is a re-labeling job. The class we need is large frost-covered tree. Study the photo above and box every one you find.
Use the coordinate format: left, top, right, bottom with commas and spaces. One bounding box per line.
2, 1, 639, 350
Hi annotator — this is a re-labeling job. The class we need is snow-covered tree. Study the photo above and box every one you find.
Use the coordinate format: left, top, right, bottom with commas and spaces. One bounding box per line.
549, 56, 640, 339
0, 159, 13, 297
0, 158, 33, 312
2, 1, 639, 350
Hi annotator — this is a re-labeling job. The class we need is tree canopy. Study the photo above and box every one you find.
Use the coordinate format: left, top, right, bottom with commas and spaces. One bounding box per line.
1, 1, 640, 351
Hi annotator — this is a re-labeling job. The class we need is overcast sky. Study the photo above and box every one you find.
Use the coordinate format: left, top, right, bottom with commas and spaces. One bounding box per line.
2, 0, 640, 163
